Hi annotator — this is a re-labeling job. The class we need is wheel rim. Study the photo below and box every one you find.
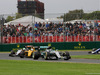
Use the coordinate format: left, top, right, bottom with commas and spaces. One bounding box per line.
44, 52, 47, 59
33, 53, 35, 58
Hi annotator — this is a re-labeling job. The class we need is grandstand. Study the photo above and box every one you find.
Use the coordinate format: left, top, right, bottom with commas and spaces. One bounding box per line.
2, 19, 100, 44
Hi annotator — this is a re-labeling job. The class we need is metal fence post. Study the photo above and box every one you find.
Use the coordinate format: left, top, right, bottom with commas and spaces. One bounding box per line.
0, 15, 4, 44
32, 13, 35, 43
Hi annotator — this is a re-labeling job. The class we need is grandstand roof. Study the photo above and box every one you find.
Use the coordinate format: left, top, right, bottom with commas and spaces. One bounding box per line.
45, 18, 63, 23
4, 15, 45, 26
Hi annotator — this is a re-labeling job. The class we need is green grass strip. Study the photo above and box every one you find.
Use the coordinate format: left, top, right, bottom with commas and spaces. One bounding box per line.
0, 60, 100, 75
72, 54, 100, 59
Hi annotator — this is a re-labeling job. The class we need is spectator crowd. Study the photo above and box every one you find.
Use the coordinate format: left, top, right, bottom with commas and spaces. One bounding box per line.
2, 21, 100, 38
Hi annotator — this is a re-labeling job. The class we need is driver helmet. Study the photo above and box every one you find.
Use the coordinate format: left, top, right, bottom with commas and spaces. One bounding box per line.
92, 48, 96, 51
31, 48, 34, 51
23, 48, 26, 50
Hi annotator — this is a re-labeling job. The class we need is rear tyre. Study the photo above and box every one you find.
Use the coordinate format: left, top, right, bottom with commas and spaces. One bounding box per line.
33, 52, 40, 60
9, 50, 15, 57
88, 51, 91, 54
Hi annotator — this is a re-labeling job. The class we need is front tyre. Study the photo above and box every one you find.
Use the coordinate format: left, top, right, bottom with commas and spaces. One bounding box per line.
97, 51, 100, 54
64, 51, 71, 60
44, 52, 50, 60
33, 52, 40, 60
20, 51, 25, 58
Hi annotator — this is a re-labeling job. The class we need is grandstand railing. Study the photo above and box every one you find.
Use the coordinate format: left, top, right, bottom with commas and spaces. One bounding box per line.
2, 35, 100, 44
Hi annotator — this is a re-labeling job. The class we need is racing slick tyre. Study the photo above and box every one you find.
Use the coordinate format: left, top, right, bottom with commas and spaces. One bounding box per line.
88, 51, 92, 54
44, 52, 50, 60
9, 50, 15, 57
55, 55, 58, 60
97, 51, 100, 54
20, 51, 25, 58
64, 51, 71, 60
33, 52, 40, 60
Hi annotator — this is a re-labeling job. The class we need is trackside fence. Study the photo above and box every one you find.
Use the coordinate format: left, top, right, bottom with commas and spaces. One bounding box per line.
2, 35, 100, 44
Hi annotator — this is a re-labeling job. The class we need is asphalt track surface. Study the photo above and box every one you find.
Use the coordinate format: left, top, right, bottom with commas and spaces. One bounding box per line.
0, 51, 100, 64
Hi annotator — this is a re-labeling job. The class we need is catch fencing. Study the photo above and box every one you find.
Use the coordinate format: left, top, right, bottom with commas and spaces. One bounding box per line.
2, 35, 100, 44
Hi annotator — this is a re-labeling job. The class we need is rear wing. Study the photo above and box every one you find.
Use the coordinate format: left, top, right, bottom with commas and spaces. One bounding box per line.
33, 46, 49, 50
40, 46, 48, 49
39, 46, 56, 50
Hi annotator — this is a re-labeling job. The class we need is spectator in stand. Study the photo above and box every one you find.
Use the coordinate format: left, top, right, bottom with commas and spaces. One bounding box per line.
42, 22, 46, 28
79, 24, 83, 29
88, 28, 94, 35
16, 32, 20, 37
29, 31, 33, 36
7, 32, 10, 37
26, 25, 30, 32
35, 22, 39, 28
16, 27, 19, 32
95, 21, 99, 27
12, 33, 16, 37
46, 27, 51, 31
79, 21, 83, 25
65, 26, 69, 30
38, 22, 42, 27
49, 22, 53, 28
48, 31, 53, 36
69, 26, 73, 32
58, 22, 63, 27
54, 30, 58, 36
69, 22, 73, 28
94, 27, 98, 35
52, 24, 57, 31
58, 26, 63, 33
66, 22, 69, 27
82, 22, 86, 28
34, 26, 38, 32
65, 30, 70, 36
89, 21, 93, 29
74, 21, 79, 25
23, 31, 27, 36
43, 31, 48, 36
97, 26, 100, 35
86, 22, 90, 30
46, 22, 49, 28
34, 32, 39, 37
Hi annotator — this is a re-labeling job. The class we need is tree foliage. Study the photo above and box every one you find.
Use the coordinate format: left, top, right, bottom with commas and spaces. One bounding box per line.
15, 13, 23, 19
6, 13, 23, 22
6, 16, 14, 22
61, 9, 100, 21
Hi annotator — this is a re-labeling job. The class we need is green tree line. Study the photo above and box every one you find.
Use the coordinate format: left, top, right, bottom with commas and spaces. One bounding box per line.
61, 9, 100, 21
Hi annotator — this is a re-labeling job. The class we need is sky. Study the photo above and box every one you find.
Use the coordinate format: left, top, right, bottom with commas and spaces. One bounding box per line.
0, 0, 100, 15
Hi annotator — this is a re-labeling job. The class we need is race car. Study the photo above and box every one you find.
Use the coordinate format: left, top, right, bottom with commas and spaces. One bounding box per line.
88, 48, 100, 54
20, 45, 39, 58
33, 46, 71, 60
9, 48, 26, 57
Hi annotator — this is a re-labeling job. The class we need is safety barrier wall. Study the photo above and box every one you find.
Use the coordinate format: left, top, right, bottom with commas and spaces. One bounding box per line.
0, 42, 99, 51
